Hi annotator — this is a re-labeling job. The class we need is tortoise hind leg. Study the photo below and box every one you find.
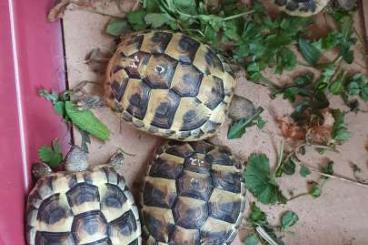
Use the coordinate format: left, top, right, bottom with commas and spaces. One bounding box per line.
228, 95, 256, 121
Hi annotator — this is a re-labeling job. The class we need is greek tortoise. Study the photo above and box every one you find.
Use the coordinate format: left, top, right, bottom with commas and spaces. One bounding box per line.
141, 141, 246, 244
26, 146, 141, 245
105, 30, 252, 141
273, 0, 330, 16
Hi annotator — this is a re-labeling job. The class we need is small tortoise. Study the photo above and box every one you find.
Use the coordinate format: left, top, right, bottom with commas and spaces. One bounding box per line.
273, 0, 330, 16
105, 30, 252, 141
141, 141, 246, 244
26, 146, 141, 245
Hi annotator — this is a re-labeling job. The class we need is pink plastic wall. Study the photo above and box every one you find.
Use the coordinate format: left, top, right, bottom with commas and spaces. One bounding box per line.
0, 0, 68, 244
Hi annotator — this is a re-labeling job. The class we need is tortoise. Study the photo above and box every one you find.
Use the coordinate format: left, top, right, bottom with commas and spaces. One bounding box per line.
26, 146, 141, 245
104, 30, 253, 141
140, 140, 246, 244
273, 0, 330, 16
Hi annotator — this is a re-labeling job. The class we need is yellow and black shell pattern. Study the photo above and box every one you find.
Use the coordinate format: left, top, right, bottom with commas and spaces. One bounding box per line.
141, 141, 246, 244
105, 31, 236, 141
26, 165, 141, 245
273, 0, 330, 17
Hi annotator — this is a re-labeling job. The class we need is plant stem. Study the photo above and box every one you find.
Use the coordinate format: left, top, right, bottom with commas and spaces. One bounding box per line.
256, 226, 279, 245
72, 7, 125, 19
223, 10, 255, 21
273, 140, 285, 177
306, 165, 368, 189
293, 151, 368, 189
287, 192, 309, 201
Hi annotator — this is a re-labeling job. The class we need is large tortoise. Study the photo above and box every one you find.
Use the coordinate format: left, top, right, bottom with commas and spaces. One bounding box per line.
26, 146, 141, 245
104, 30, 252, 141
141, 141, 246, 244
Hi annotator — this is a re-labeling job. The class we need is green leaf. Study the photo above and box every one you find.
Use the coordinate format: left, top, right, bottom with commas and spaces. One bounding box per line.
281, 158, 296, 175
309, 182, 321, 198
321, 161, 334, 176
248, 202, 267, 226
267, 34, 293, 48
255, 116, 266, 129
199, 15, 223, 31
53, 101, 65, 117
347, 81, 360, 96
145, 13, 172, 28
298, 38, 321, 66
362, 85, 368, 101
244, 153, 287, 204
244, 234, 259, 245
346, 74, 368, 101
127, 9, 147, 30
331, 109, 351, 143
294, 73, 314, 86
173, 0, 197, 15
227, 107, 264, 139
329, 78, 344, 95
106, 18, 130, 36
143, 0, 160, 12
300, 164, 311, 177
64, 101, 110, 141
275, 47, 296, 73
321, 32, 340, 49
280, 211, 299, 230
38, 139, 63, 168
224, 20, 241, 41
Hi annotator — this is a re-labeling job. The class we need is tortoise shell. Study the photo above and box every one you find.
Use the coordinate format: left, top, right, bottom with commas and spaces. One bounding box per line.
141, 141, 246, 244
273, 0, 330, 16
26, 165, 141, 245
105, 31, 236, 141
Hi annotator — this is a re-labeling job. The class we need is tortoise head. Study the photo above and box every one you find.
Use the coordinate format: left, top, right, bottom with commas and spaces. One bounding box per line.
31, 162, 53, 181
65, 145, 89, 172
107, 149, 126, 172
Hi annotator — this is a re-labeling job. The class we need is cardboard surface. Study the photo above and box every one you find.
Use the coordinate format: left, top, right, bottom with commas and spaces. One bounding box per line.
62, 5, 368, 245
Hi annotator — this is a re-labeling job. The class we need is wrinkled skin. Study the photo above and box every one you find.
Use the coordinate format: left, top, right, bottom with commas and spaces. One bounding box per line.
65, 145, 89, 172
228, 95, 256, 121
31, 162, 53, 180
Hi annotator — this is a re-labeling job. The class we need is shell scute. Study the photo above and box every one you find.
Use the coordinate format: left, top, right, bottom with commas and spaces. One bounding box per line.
143, 177, 177, 209
197, 75, 225, 110
170, 63, 203, 97
35, 231, 74, 245
148, 153, 184, 179
142, 207, 175, 243
171, 226, 200, 245
145, 54, 178, 89
165, 33, 199, 63
146, 89, 180, 129
66, 183, 100, 215
72, 210, 108, 244
140, 31, 172, 54
37, 194, 72, 227
173, 197, 208, 229
177, 170, 212, 201
123, 79, 151, 120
